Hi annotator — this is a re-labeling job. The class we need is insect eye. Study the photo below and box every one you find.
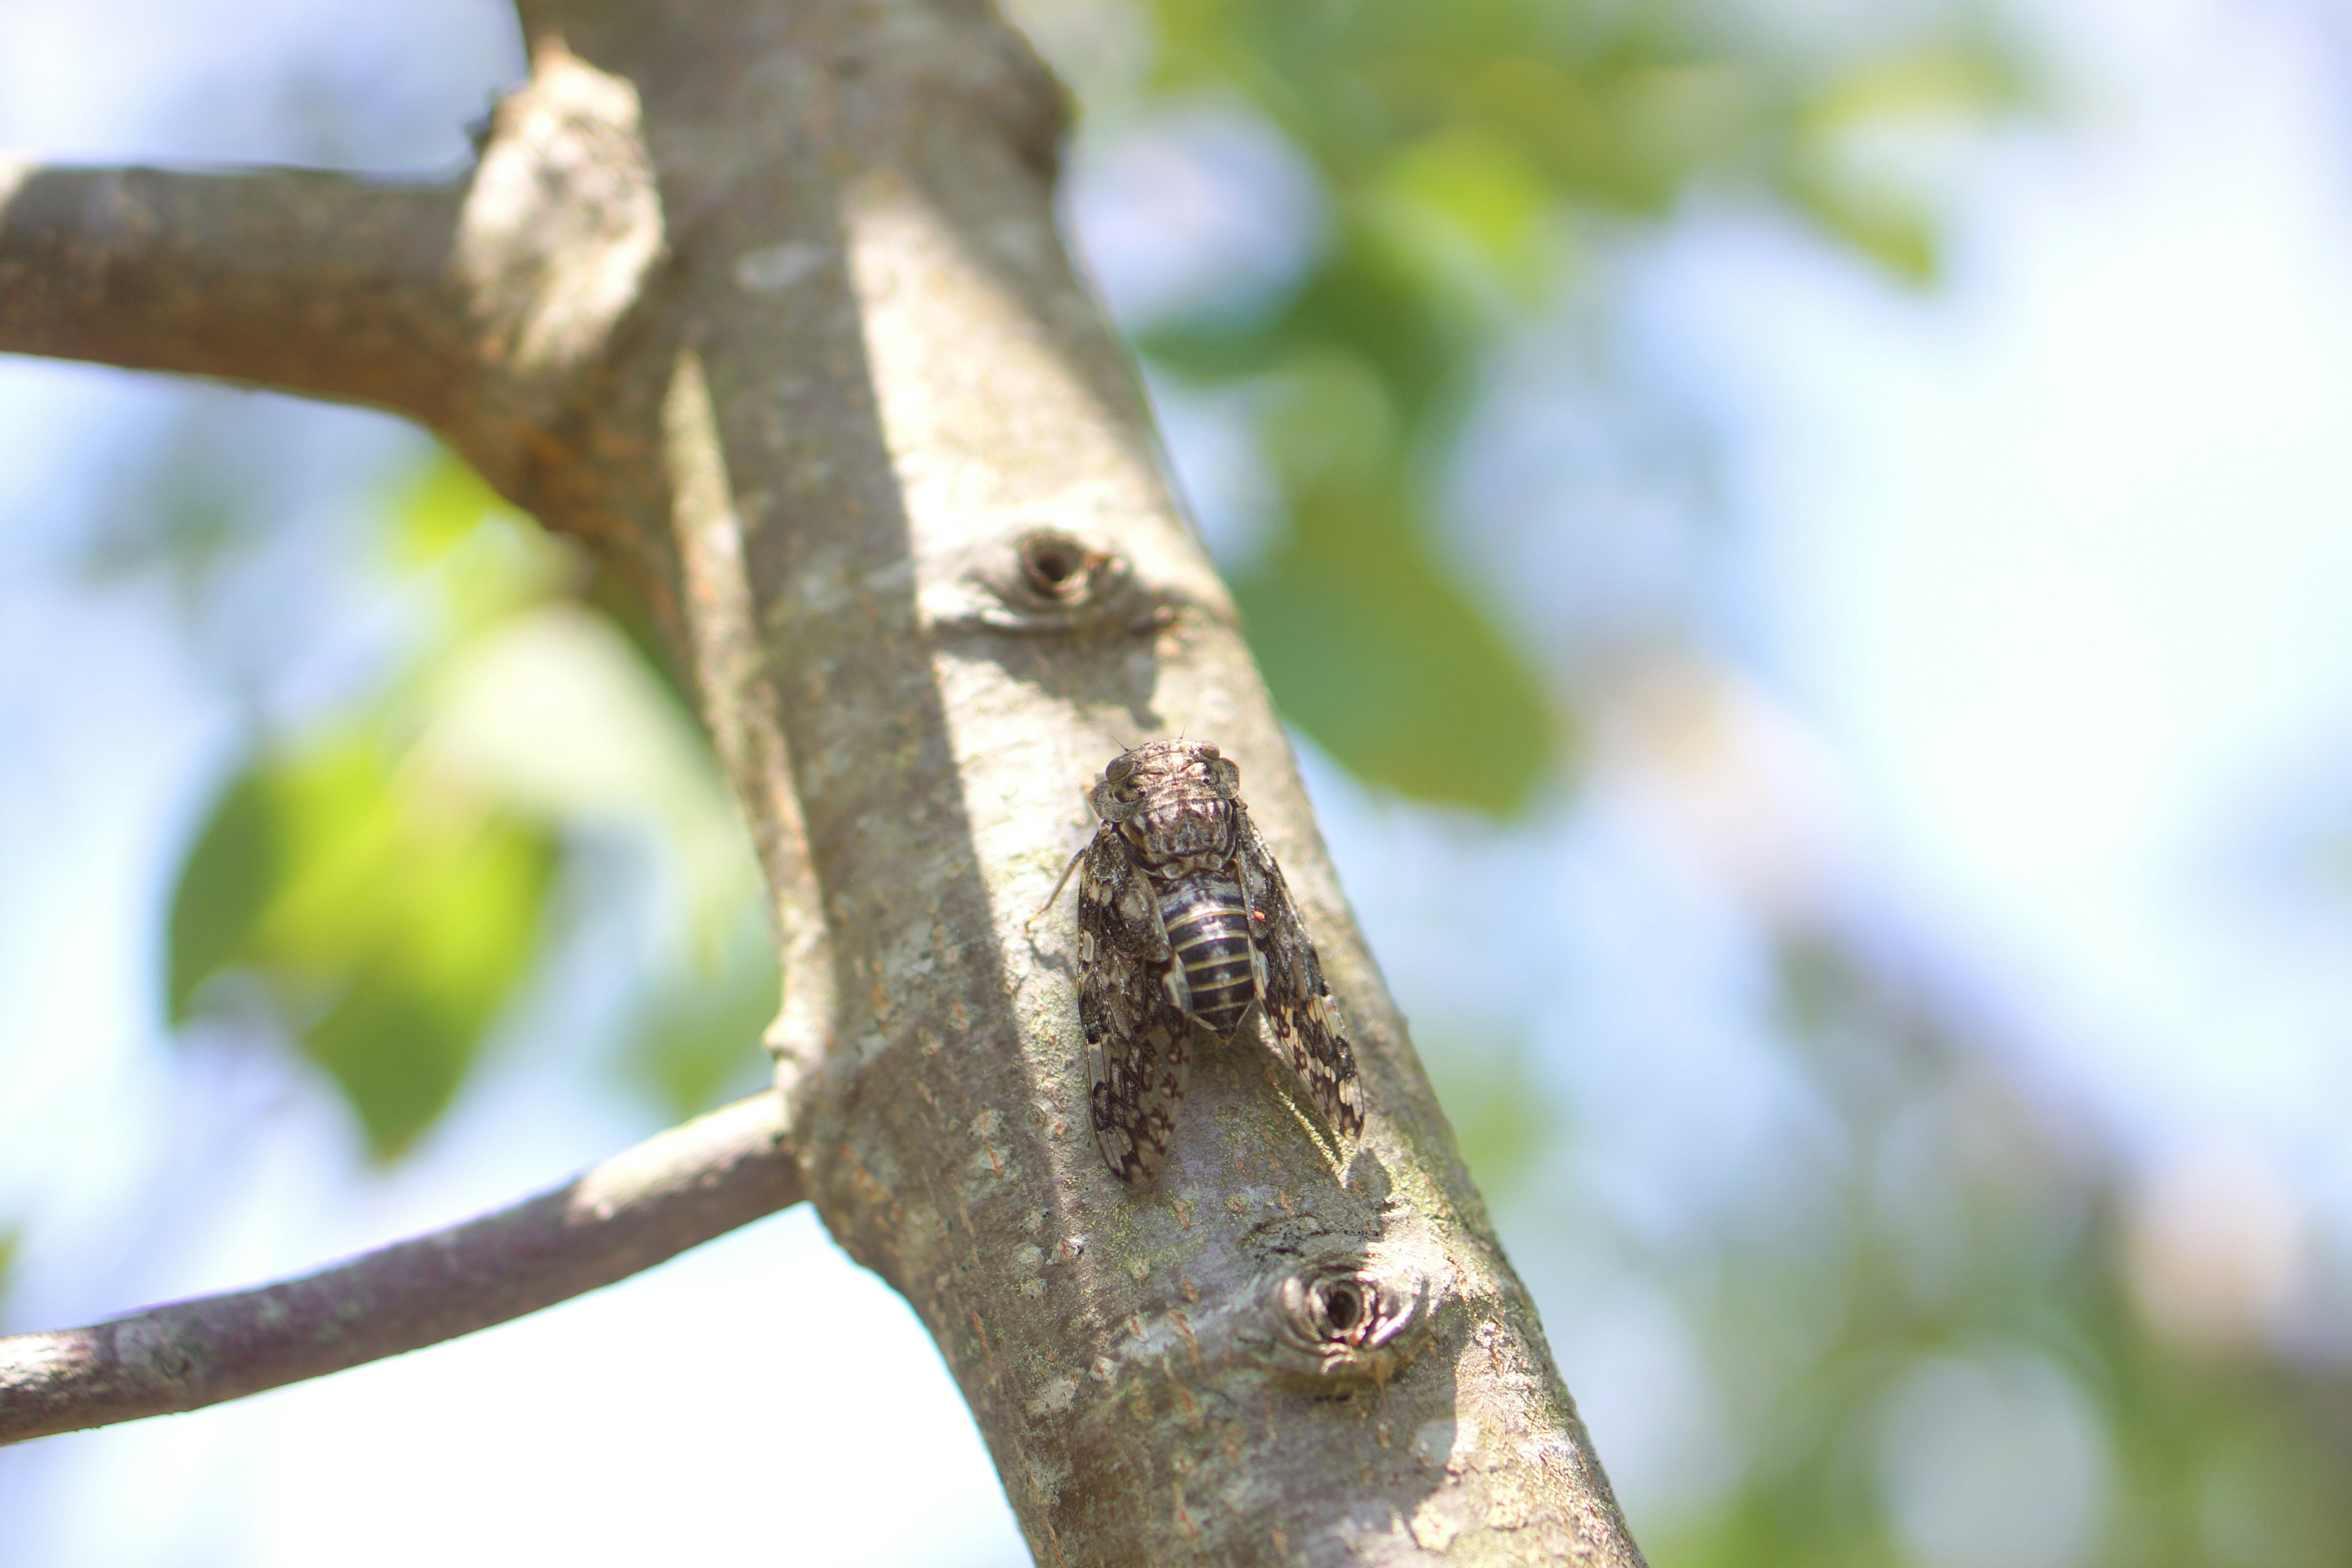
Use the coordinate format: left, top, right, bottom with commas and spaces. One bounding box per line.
1104, 756, 1134, 782
1197, 744, 1219, 760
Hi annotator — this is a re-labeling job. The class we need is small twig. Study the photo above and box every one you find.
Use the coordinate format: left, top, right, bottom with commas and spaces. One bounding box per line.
0, 1091, 801, 1446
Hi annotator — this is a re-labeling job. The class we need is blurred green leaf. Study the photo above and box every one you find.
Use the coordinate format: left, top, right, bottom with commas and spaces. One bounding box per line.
169, 731, 558, 1161
1112, 0, 2030, 813
586, 563, 700, 722
1372, 127, 1564, 307
622, 907, 782, 1121
1235, 502, 1553, 813
396, 448, 701, 726
1803, 43, 2024, 130
2185, 1417, 2352, 1567
393, 451, 508, 562
1608, 933, 2352, 1568
390, 451, 579, 639
1418, 1036, 1558, 1199
1776, 155, 1940, 284
1137, 236, 1459, 412
164, 442, 786, 1154
1225, 349, 1555, 810
167, 769, 281, 1025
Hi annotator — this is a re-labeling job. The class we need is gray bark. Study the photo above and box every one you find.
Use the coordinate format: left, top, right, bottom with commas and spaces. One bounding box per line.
0, 2, 1645, 1562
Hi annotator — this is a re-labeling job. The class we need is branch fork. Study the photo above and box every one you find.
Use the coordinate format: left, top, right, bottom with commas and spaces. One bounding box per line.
0, 2, 1647, 1559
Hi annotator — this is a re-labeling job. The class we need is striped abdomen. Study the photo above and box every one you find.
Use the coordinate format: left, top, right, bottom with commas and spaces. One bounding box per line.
1160, 873, 1255, 1038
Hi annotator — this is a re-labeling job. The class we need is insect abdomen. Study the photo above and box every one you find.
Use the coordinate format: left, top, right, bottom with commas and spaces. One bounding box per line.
1159, 875, 1254, 1039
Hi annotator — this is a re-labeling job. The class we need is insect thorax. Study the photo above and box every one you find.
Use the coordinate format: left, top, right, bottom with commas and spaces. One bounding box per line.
1118, 793, 1235, 872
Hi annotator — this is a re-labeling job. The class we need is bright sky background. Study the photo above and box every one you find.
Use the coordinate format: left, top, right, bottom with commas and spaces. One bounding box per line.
1651, 0, 2352, 1200
4, 0, 2352, 1562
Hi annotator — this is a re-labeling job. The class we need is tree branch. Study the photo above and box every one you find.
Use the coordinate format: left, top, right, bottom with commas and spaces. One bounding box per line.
0, 158, 473, 426
0, 1091, 800, 1447
497, 2, 1647, 1558
0, 50, 710, 659
0, 9, 1644, 1555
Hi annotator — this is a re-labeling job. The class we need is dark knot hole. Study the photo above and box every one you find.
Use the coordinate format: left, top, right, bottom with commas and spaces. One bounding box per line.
1018, 530, 1093, 600
1319, 1279, 1363, 1335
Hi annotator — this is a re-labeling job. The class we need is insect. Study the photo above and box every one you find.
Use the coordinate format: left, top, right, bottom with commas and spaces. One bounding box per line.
1039, 740, 1365, 1181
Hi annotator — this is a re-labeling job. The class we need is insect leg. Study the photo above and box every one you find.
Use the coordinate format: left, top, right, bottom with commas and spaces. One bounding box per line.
1025, 844, 1090, 933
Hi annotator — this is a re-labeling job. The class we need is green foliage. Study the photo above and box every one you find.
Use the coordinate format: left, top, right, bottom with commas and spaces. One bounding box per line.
1235, 522, 1553, 811
158, 448, 786, 1159
160, 457, 581, 1160
169, 730, 559, 1161
1415, 1035, 1558, 1200
386, 456, 578, 635
1616, 937, 2352, 1568
1145, 0, 2024, 250
622, 912, 783, 1121
1224, 345, 1555, 809
1112, 0, 2026, 812
163, 447, 790, 1161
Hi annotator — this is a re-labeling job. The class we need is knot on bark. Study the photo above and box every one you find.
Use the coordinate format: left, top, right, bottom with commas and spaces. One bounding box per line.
922, 527, 1175, 638
455, 41, 664, 426
1017, 529, 1116, 605
1257, 1261, 1430, 1387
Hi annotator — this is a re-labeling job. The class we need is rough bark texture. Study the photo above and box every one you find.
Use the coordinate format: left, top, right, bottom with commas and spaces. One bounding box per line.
0, 2, 1645, 1562
0, 159, 470, 419
0, 1094, 799, 1446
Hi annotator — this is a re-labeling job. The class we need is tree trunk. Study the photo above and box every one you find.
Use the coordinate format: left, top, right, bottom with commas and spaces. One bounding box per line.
1, 1, 1646, 1561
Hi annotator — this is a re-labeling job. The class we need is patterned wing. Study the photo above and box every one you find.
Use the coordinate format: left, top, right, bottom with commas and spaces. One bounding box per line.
1077, 827, 1191, 1182
1234, 807, 1366, 1141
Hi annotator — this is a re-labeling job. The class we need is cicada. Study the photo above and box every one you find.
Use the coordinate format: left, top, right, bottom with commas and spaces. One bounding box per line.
1041, 740, 1365, 1181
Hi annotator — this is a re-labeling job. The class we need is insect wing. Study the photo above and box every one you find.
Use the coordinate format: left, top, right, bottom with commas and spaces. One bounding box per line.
1076, 828, 1191, 1181
1235, 808, 1366, 1140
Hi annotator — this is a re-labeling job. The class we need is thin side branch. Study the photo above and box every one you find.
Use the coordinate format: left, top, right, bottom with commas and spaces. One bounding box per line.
0, 158, 472, 424
0, 1091, 801, 1447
